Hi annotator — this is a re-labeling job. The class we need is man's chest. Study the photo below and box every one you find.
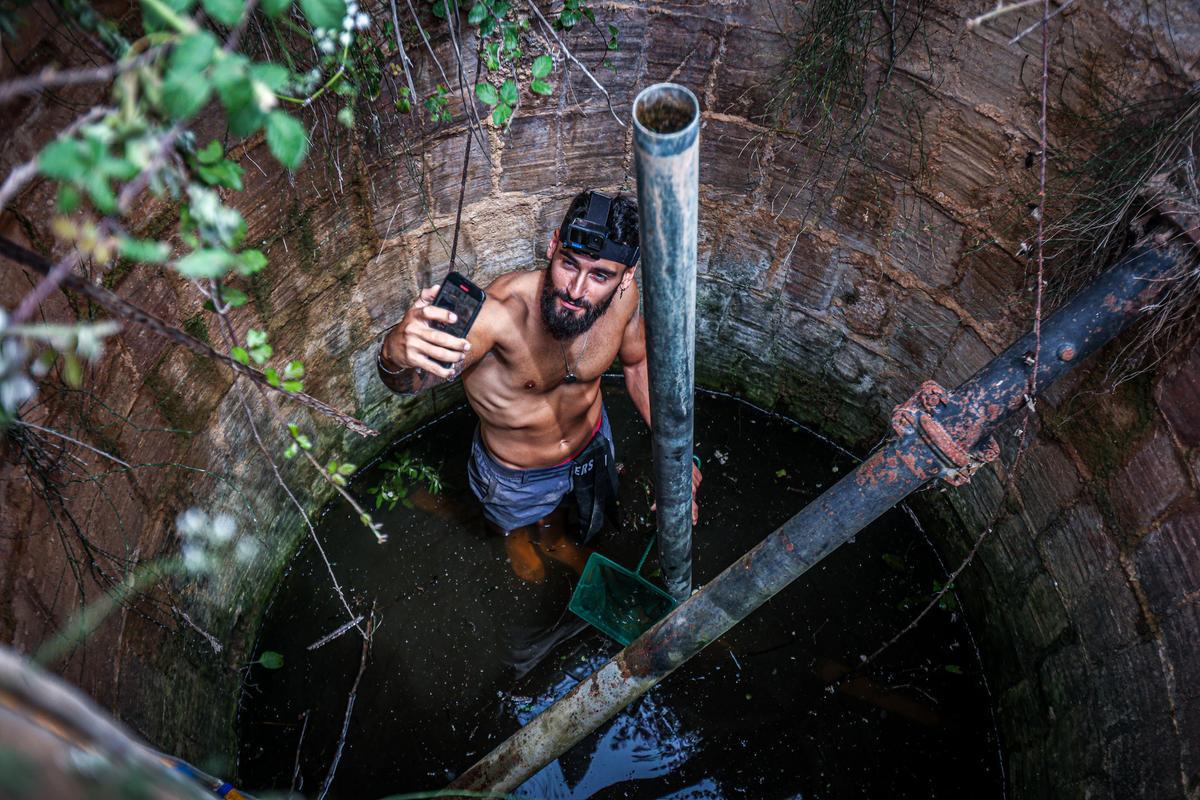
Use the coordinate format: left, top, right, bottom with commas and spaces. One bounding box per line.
498, 321, 623, 391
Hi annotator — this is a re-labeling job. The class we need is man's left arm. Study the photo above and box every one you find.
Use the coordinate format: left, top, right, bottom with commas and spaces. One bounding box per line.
618, 296, 702, 524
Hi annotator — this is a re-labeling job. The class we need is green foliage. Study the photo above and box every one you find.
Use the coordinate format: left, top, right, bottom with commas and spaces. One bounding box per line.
367, 452, 442, 510
257, 650, 285, 669
424, 84, 451, 123
201, 0, 243, 27
299, 0, 346, 29
266, 110, 309, 170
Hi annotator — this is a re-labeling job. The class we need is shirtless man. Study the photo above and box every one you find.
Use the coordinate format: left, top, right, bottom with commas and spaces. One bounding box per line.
376, 190, 701, 581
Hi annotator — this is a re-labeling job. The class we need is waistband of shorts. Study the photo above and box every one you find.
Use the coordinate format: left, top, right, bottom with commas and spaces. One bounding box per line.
474, 406, 609, 482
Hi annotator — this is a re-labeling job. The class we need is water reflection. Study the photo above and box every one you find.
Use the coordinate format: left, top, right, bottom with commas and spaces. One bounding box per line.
508, 650, 704, 799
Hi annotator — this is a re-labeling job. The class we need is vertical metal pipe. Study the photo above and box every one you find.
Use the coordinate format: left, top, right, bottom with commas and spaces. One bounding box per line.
448, 242, 1180, 793
632, 83, 701, 602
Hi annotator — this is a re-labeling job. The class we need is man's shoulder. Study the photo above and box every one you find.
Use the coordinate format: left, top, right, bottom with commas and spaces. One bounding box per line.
476, 268, 538, 336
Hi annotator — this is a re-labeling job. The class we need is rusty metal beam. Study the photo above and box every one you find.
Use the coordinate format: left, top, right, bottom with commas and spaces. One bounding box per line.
448, 242, 1179, 794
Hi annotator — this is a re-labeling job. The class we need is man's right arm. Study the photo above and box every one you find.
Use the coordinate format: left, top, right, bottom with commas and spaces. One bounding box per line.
377, 284, 474, 397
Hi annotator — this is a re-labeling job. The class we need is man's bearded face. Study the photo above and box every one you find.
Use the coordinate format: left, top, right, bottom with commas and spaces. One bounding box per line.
539, 274, 618, 340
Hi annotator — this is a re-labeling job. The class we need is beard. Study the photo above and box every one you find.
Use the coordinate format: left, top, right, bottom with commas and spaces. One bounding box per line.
539, 275, 617, 340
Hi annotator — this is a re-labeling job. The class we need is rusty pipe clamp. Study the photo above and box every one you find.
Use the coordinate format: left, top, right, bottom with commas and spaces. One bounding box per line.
890, 381, 999, 486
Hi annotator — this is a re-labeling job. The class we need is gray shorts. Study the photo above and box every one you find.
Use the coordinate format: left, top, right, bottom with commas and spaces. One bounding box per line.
467, 407, 616, 536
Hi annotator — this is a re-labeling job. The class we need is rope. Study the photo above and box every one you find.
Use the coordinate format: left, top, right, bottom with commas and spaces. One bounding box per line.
449, 41, 485, 277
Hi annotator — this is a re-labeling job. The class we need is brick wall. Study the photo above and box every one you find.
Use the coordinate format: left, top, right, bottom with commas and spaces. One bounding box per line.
0, 1, 1197, 794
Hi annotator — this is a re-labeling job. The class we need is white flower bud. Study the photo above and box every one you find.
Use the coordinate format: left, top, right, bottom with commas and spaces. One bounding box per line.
211, 514, 236, 543
235, 538, 261, 564
355, 12, 370, 29
339, 30, 352, 47
320, 38, 336, 54
342, 15, 354, 30
176, 508, 207, 538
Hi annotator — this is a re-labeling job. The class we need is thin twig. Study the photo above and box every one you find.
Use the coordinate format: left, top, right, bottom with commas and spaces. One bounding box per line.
318, 611, 375, 800
0, 106, 111, 216
851, 0, 1056, 675
207, 287, 367, 636
11, 246, 85, 324
13, 419, 131, 469
1009, 0, 1075, 44
966, 0, 1042, 29
389, 0, 420, 120
0, 235, 379, 437
291, 709, 311, 794
307, 614, 366, 650
0, 50, 161, 105
442, 0, 493, 161
527, 0, 625, 127
172, 605, 224, 654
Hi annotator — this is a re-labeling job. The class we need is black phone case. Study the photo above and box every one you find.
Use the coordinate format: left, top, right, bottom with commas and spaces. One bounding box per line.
430, 271, 485, 367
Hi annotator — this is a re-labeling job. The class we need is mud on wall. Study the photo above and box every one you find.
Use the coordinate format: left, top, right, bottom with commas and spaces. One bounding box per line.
1, 0, 1199, 796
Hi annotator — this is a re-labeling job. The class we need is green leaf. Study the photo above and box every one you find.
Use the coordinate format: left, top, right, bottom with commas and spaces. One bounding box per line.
249, 62, 290, 91
265, 111, 308, 171
251, 344, 273, 364
337, 106, 354, 128
176, 248, 232, 278
57, 185, 81, 214
284, 441, 298, 458
332, 474, 347, 486
218, 286, 248, 307
246, 329, 267, 348
195, 159, 244, 190
169, 31, 218, 76
231, 346, 250, 365
141, 0, 196, 31
265, 366, 280, 386
202, 0, 242, 26
287, 422, 299, 436
559, 9, 577, 27
119, 237, 171, 263
282, 379, 304, 392
196, 139, 224, 165
499, 77, 517, 106
944, 664, 963, 675
338, 462, 356, 475
492, 103, 512, 126
474, 82, 499, 106
162, 72, 212, 119
299, 0, 345, 29
774, 468, 787, 478
430, 0, 446, 18
261, 0, 291, 15
226, 100, 265, 137
258, 650, 284, 669
212, 57, 252, 110
283, 360, 305, 380
531, 54, 552, 78
529, 78, 553, 96
235, 248, 267, 275
296, 434, 312, 450
38, 139, 85, 181
326, 460, 338, 473
466, 2, 486, 24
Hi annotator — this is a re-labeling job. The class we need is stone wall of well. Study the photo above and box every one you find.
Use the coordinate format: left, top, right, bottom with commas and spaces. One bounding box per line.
0, 0, 1198, 795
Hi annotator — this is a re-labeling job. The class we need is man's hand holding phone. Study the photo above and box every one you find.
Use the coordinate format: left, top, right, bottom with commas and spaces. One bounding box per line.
381, 284, 473, 380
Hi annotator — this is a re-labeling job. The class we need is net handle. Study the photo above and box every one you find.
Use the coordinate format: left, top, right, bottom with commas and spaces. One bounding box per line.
634, 534, 657, 575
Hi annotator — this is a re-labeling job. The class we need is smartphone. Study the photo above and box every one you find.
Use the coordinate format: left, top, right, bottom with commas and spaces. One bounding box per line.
430, 271, 486, 367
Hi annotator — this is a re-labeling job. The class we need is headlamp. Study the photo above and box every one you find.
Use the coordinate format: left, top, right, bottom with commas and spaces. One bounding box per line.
559, 192, 640, 266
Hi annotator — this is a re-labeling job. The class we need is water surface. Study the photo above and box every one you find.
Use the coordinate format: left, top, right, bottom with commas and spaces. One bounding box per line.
237, 380, 1004, 799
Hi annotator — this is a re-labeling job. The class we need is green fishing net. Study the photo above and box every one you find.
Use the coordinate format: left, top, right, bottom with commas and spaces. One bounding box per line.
568, 537, 677, 646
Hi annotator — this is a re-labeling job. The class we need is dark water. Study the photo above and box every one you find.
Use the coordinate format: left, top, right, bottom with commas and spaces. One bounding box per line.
237, 380, 1005, 799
